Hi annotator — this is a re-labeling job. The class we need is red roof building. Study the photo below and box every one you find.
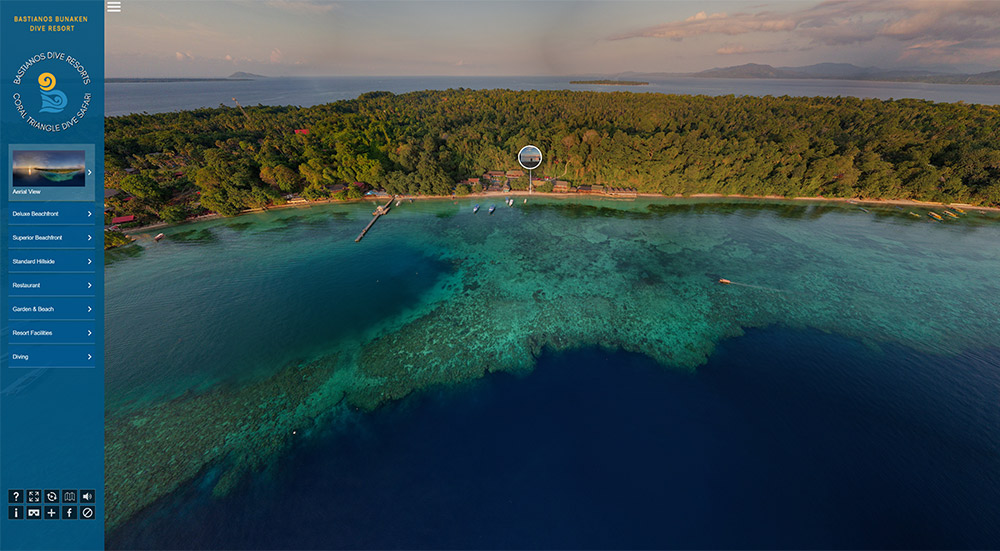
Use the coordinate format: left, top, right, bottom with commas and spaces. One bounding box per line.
112, 215, 135, 224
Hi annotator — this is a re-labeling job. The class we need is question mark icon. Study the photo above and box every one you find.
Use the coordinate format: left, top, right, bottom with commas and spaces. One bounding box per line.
10, 490, 22, 503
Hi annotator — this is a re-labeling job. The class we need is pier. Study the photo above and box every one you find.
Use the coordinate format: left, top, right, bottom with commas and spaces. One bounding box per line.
355, 197, 395, 242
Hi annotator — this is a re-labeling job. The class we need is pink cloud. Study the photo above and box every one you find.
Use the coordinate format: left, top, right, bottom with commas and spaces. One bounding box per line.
609, 0, 1000, 58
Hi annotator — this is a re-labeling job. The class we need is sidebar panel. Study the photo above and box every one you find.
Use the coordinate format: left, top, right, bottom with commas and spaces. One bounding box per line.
1, 2, 104, 549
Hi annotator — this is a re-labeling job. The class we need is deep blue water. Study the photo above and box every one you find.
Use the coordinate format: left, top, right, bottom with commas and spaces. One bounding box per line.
105, 75, 1000, 116
107, 327, 1000, 549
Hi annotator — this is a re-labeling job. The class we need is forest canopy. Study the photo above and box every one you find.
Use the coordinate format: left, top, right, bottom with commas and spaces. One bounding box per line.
104, 89, 1000, 224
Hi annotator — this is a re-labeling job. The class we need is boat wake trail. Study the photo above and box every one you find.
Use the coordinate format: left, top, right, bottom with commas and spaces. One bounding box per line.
727, 282, 792, 293
719, 278, 797, 294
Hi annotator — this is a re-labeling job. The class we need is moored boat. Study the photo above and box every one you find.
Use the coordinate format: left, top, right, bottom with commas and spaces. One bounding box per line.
943, 210, 959, 218
473, 204, 480, 213
909, 212, 921, 218
928, 211, 943, 221
489, 205, 496, 214
154, 233, 165, 241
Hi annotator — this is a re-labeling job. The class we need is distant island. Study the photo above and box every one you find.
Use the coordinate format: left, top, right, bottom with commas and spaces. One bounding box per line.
228, 72, 268, 79
106, 77, 248, 83
106, 72, 268, 83
613, 63, 1000, 85
691, 63, 1000, 85
571, 80, 649, 86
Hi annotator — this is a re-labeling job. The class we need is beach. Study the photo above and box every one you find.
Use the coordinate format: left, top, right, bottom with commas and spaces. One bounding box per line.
117, 191, 1000, 240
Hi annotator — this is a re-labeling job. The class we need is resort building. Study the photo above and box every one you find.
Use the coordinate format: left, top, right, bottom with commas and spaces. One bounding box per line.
484, 171, 506, 183
552, 181, 572, 193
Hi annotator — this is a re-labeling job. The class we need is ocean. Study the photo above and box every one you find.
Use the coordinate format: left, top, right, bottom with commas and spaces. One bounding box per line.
102, 198, 1000, 548
105, 75, 1000, 116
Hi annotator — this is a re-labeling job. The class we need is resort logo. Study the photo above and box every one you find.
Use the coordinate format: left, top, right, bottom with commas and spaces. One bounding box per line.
11, 51, 92, 132
37, 72, 67, 113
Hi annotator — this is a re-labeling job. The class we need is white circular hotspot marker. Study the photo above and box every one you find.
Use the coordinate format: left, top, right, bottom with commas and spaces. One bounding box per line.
518, 145, 542, 170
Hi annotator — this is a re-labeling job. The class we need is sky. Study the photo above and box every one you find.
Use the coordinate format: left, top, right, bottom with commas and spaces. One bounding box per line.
106, 0, 1000, 77
13, 150, 86, 169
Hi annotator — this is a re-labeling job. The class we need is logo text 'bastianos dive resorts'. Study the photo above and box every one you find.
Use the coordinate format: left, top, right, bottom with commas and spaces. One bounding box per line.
12, 51, 92, 132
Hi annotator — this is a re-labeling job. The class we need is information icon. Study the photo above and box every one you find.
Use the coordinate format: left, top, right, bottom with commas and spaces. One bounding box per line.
518, 145, 542, 170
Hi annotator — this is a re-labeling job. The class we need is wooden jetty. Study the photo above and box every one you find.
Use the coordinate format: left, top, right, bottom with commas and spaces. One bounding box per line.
356, 197, 395, 242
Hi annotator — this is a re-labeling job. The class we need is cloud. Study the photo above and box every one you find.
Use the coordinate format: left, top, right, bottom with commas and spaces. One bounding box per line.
264, 0, 336, 15
716, 43, 788, 55
269, 48, 284, 63
175, 51, 193, 61
899, 37, 1000, 64
611, 10, 796, 40
609, 0, 1000, 64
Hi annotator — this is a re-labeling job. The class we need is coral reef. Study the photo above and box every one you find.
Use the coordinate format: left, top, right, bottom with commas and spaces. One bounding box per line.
105, 199, 1000, 531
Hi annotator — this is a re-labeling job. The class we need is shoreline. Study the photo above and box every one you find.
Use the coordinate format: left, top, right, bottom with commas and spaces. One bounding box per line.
119, 192, 999, 237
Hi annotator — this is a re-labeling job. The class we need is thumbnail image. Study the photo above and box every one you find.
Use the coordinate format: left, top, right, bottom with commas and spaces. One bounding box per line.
518, 145, 542, 169
12, 150, 86, 187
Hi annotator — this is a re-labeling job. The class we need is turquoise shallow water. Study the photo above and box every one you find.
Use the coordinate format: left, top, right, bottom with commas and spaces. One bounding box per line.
104, 198, 1000, 531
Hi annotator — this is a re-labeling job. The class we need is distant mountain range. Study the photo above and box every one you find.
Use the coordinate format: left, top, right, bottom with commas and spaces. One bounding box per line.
618, 63, 1000, 85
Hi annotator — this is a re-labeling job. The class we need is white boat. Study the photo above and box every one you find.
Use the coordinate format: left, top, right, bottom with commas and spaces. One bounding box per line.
154, 233, 165, 241
473, 204, 480, 213
489, 205, 496, 214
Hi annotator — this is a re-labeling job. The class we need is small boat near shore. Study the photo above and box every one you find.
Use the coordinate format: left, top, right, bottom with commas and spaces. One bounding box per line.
928, 212, 944, 221
489, 205, 496, 214
473, 204, 480, 214
909, 212, 921, 218
719, 278, 731, 285
943, 210, 959, 218
154, 233, 165, 241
